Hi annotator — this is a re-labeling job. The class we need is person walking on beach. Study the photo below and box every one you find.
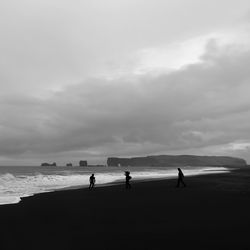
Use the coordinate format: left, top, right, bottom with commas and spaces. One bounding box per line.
125, 171, 132, 189
89, 174, 96, 189
176, 168, 186, 187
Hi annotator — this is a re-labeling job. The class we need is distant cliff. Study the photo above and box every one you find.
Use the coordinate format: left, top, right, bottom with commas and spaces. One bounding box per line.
107, 155, 247, 167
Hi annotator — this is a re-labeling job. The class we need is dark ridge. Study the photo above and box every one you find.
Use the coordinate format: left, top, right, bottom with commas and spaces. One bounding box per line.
107, 155, 247, 167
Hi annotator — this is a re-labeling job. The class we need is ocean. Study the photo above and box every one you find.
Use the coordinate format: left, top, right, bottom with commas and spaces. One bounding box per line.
0, 165, 229, 205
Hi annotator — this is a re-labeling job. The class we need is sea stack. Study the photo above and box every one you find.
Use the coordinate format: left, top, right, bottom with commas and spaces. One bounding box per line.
41, 162, 57, 167
79, 160, 88, 167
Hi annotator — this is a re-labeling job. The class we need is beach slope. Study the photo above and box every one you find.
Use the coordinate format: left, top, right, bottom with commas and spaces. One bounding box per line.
0, 169, 250, 250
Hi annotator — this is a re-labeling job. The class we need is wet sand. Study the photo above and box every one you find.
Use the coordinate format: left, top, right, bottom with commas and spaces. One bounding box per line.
0, 168, 250, 250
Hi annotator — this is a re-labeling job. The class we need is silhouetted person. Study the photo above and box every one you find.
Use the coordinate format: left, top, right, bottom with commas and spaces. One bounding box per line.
89, 174, 95, 189
176, 168, 186, 187
125, 171, 132, 189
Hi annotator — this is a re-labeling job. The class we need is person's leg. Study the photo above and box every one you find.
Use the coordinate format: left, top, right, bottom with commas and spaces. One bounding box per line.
176, 178, 180, 187
181, 179, 186, 187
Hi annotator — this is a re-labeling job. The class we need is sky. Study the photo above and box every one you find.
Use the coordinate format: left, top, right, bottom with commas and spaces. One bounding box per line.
1, 0, 250, 165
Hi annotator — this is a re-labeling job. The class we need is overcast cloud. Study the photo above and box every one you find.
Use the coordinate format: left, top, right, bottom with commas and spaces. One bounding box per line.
1, 0, 250, 165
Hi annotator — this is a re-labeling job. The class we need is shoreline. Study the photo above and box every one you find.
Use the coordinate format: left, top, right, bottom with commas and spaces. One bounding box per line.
0, 166, 231, 206
0, 168, 250, 249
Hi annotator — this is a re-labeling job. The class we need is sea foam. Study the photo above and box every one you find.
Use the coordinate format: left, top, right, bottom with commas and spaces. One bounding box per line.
0, 166, 229, 205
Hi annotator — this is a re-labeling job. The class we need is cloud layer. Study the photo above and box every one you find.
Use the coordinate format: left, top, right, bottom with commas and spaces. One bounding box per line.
1, 38, 250, 164
1, 1, 250, 164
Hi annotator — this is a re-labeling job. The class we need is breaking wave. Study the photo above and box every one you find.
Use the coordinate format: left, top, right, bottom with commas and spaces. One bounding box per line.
0, 166, 229, 205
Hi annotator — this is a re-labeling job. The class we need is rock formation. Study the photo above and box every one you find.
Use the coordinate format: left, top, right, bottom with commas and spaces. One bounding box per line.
107, 155, 247, 167
79, 160, 88, 167
41, 162, 57, 167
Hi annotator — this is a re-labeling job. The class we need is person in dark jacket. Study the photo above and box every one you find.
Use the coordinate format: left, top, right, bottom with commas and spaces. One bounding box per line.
176, 168, 186, 187
125, 171, 132, 189
89, 174, 96, 189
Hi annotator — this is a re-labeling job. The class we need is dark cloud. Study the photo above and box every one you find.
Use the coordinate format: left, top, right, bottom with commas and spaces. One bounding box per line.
1, 39, 250, 164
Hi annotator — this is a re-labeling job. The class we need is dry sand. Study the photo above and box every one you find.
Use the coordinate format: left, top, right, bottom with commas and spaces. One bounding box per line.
0, 168, 250, 250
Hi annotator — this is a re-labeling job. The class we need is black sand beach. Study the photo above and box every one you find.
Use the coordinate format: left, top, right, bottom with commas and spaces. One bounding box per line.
1, 169, 250, 250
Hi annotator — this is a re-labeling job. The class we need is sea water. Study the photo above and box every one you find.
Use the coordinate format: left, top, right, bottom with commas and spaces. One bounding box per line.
0, 165, 229, 205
